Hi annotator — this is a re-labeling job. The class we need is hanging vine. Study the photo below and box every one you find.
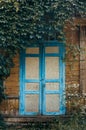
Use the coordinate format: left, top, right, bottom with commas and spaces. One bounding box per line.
0, 0, 85, 117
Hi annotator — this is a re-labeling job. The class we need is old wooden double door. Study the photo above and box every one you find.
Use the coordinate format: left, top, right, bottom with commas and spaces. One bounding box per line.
20, 41, 65, 115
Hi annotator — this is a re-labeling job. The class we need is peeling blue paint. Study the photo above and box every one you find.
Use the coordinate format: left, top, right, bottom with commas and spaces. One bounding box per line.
20, 41, 65, 115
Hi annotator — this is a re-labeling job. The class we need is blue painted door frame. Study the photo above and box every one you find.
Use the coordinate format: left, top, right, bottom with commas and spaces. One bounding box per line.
20, 41, 65, 115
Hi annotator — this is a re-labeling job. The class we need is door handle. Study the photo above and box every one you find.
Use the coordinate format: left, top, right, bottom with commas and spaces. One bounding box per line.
40, 79, 45, 88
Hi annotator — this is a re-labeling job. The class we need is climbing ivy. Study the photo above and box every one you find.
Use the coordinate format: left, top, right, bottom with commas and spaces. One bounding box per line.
0, 0, 86, 107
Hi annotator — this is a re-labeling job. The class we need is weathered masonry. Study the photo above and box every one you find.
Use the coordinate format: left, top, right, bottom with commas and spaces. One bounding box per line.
0, 19, 86, 120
